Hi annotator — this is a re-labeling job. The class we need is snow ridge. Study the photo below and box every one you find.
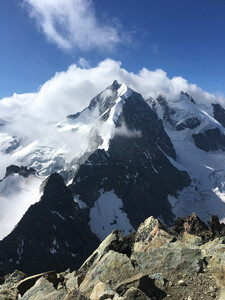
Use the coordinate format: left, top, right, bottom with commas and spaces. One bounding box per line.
148, 92, 225, 223
99, 83, 132, 150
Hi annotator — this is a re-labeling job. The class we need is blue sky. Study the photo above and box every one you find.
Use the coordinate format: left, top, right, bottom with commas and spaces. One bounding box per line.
1, 0, 225, 98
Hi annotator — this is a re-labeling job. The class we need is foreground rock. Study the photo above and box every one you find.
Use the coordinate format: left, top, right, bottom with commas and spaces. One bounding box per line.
174, 212, 225, 241
1, 214, 225, 299
17, 271, 58, 296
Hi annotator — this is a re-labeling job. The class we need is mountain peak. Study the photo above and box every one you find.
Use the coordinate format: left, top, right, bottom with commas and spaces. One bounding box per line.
40, 172, 75, 213
112, 79, 118, 85
42, 172, 64, 190
111, 79, 120, 89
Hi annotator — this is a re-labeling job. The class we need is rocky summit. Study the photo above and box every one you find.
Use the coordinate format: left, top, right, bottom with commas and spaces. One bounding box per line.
1, 213, 225, 300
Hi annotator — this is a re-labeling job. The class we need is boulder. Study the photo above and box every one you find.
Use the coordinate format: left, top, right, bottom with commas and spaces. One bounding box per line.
78, 230, 134, 284
90, 281, 115, 300
121, 287, 151, 300
131, 216, 204, 275
150, 273, 167, 286
78, 230, 121, 270
17, 271, 58, 296
20, 277, 66, 300
132, 216, 176, 253
79, 250, 135, 296
115, 273, 156, 297
132, 240, 203, 275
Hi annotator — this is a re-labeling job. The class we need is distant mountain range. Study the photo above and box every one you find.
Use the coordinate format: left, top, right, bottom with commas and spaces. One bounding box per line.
0, 80, 225, 275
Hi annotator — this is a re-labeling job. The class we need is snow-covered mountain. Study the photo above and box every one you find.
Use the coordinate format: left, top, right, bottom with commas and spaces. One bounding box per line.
0, 82, 132, 238
0, 80, 225, 275
147, 92, 225, 223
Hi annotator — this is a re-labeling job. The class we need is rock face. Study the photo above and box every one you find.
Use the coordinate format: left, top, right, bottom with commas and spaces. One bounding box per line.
181, 91, 196, 104
192, 127, 225, 152
212, 103, 225, 128
70, 88, 190, 232
5, 165, 36, 178
1, 214, 225, 300
0, 165, 36, 182
174, 212, 225, 242
175, 117, 201, 130
0, 173, 99, 276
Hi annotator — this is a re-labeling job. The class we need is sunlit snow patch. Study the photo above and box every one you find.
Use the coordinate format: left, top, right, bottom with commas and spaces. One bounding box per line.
89, 190, 134, 241
98, 83, 132, 150
165, 129, 225, 223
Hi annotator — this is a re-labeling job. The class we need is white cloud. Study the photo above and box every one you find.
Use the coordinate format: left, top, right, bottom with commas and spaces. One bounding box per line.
0, 58, 223, 139
0, 58, 223, 167
115, 123, 142, 138
23, 0, 121, 51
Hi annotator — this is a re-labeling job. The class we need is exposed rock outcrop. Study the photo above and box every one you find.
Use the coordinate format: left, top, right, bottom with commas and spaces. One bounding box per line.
0, 165, 37, 182
212, 103, 225, 128
5, 165, 36, 178
1, 214, 225, 299
174, 212, 225, 242
175, 117, 201, 130
192, 127, 225, 152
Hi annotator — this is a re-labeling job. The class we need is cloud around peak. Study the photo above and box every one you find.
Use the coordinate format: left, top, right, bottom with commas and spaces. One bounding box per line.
0, 58, 224, 160
1, 58, 223, 125
22, 0, 122, 52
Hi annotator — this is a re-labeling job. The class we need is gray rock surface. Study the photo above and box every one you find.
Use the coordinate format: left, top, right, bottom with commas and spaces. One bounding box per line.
79, 250, 134, 296
1, 214, 225, 299
21, 277, 66, 300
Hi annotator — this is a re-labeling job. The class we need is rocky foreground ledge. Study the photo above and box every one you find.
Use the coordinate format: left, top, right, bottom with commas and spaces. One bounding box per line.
1, 213, 225, 300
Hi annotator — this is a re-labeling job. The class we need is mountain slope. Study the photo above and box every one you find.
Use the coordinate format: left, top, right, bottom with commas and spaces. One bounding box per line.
148, 92, 225, 223
70, 88, 191, 238
0, 166, 42, 239
0, 173, 99, 276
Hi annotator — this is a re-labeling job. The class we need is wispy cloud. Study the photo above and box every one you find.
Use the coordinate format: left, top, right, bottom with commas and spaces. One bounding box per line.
23, 0, 121, 51
1, 59, 223, 128
78, 57, 90, 68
